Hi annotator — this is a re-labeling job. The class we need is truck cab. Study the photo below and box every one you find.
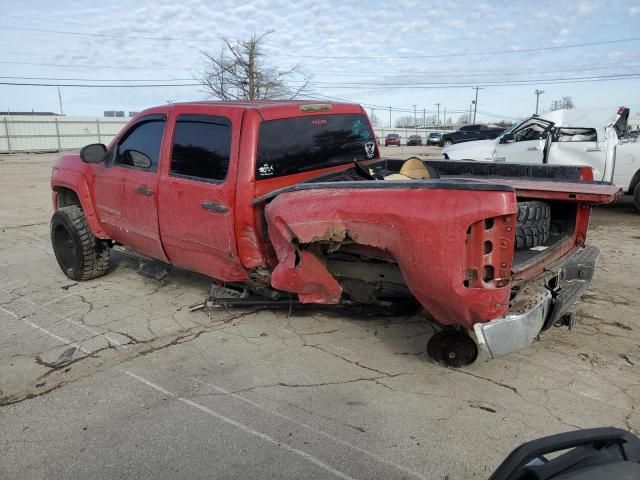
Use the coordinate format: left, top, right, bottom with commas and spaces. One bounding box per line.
444, 107, 640, 208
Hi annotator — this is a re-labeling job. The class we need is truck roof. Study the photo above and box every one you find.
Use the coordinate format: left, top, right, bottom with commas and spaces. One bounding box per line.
150, 100, 365, 120
539, 108, 622, 128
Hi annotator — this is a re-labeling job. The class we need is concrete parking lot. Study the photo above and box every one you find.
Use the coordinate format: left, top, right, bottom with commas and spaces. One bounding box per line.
1, 148, 639, 479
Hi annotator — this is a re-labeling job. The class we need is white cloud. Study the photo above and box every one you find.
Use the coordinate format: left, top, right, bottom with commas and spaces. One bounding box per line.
630, 5, 640, 15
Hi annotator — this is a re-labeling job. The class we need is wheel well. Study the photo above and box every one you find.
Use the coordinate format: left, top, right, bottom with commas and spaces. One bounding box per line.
54, 187, 81, 208
629, 169, 640, 194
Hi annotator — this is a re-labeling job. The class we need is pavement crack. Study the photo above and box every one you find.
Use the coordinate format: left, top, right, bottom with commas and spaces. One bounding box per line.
304, 343, 397, 377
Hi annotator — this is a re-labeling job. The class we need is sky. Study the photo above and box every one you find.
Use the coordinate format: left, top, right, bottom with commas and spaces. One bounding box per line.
0, 0, 639, 124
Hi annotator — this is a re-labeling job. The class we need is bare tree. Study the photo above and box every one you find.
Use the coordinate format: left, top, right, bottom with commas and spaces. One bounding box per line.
395, 115, 416, 128
550, 96, 575, 111
199, 31, 310, 100
457, 113, 471, 124
424, 114, 437, 126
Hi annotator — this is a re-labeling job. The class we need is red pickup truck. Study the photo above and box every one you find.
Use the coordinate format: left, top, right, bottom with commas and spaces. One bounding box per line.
50, 101, 619, 365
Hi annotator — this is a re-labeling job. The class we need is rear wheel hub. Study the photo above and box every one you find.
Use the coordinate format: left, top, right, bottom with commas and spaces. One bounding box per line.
427, 330, 478, 367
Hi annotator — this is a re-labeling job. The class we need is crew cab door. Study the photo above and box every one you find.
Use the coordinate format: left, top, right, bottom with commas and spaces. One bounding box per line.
93, 114, 168, 261
493, 118, 552, 163
156, 111, 247, 282
547, 127, 607, 180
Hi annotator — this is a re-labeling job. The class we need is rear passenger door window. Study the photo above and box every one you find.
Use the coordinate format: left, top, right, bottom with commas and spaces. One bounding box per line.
555, 128, 597, 142
170, 115, 231, 182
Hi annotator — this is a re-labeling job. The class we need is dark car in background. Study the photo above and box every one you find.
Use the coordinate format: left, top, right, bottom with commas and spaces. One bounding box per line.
385, 133, 401, 146
427, 132, 442, 146
440, 124, 505, 146
407, 134, 422, 146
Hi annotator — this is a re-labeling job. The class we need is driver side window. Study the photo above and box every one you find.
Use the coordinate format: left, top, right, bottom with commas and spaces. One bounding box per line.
513, 122, 548, 142
115, 117, 166, 171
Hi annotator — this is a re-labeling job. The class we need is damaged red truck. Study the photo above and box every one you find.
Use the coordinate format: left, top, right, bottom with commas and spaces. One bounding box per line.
50, 101, 620, 365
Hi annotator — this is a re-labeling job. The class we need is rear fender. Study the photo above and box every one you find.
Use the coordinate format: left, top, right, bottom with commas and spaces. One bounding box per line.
265, 185, 518, 328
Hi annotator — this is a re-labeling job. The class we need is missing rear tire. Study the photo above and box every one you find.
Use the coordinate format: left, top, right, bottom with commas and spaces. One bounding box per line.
427, 330, 478, 367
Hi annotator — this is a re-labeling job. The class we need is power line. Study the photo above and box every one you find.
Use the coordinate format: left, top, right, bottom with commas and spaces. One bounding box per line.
0, 75, 196, 82
268, 37, 640, 59
0, 81, 201, 88
305, 72, 640, 86
0, 13, 98, 27
309, 63, 640, 79
0, 60, 191, 71
301, 73, 640, 89
2, 22, 639, 59
2, 73, 639, 97
0, 25, 213, 43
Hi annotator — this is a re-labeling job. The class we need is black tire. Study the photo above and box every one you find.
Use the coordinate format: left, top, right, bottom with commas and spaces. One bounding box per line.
51, 205, 110, 281
516, 201, 551, 249
633, 183, 640, 212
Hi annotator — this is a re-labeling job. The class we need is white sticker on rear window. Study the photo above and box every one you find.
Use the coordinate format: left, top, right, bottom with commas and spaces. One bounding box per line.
364, 142, 375, 158
258, 163, 274, 176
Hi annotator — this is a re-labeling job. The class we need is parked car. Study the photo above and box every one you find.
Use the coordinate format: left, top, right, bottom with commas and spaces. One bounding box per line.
407, 134, 422, 146
426, 132, 442, 146
440, 124, 505, 147
49, 100, 618, 366
384, 133, 401, 146
443, 107, 640, 209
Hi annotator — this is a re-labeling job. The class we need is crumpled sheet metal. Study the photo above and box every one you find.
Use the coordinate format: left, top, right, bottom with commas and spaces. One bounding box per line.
265, 186, 517, 328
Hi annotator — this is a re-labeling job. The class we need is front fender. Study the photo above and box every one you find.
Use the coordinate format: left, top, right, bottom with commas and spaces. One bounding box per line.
51, 167, 107, 239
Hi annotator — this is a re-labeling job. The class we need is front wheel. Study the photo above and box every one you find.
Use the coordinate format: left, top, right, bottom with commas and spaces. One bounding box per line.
51, 205, 111, 281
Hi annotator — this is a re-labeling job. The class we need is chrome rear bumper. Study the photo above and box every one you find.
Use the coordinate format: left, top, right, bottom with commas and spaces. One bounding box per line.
473, 245, 599, 359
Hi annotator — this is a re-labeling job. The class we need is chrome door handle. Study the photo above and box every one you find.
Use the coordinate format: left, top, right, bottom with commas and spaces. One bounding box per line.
526, 147, 540, 151
135, 185, 154, 197
586, 147, 603, 152
201, 201, 228, 213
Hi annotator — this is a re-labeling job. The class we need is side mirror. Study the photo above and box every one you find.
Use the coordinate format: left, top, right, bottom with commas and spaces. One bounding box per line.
80, 143, 107, 163
499, 133, 514, 144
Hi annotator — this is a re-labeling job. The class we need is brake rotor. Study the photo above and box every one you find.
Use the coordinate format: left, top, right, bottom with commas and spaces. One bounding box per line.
427, 330, 478, 367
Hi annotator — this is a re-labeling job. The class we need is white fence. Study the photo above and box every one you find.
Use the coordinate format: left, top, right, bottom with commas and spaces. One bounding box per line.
0, 115, 129, 153
0, 116, 454, 153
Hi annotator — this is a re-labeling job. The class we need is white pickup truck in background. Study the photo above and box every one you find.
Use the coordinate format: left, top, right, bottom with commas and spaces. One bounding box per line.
442, 107, 640, 209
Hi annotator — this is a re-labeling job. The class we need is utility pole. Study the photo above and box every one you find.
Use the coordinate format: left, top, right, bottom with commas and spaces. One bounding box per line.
469, 103, 473, 124
472, 86, 483, 123
389, 106, 392, 127
423, 108, 426, 128
534, 89, 544, 115
57, 86, 64, 115
412, 104, 417, 126
435, 103, 441, 126
443, 106, 447, 126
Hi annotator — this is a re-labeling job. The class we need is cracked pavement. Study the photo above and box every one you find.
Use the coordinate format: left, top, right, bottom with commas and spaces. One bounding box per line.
1, 151, 639, 479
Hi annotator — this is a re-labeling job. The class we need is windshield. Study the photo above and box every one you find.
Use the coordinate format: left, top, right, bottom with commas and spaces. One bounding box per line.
256, 114, 377, 179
